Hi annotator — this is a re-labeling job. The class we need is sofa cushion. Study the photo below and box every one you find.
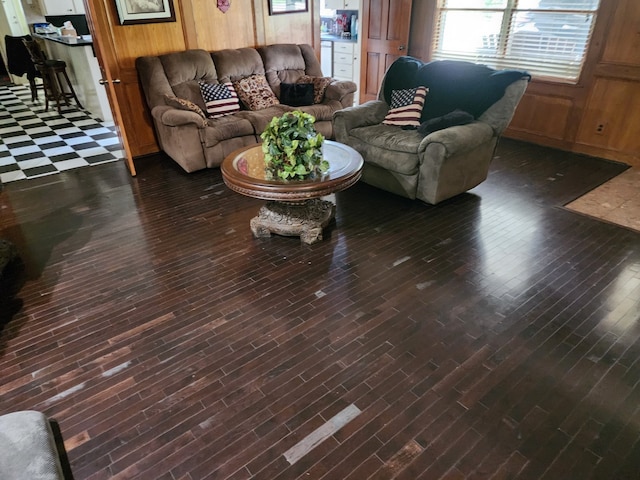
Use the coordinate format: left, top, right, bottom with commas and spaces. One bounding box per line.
349, 124, 424, 175
211, 48, 265, 83
235, 105, 294, 134
257, 43, 308, 91
418, 109, 474, 135
297, 75, 332, 104
280, 83, 314, 107
158, 50, 219, 111
200, 115, 256, 147
383, 86, 428, 128
234, 74, 280, 111
199, 82, 240, 118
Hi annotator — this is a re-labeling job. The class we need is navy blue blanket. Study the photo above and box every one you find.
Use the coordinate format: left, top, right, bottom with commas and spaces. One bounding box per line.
383, 56, 531, 122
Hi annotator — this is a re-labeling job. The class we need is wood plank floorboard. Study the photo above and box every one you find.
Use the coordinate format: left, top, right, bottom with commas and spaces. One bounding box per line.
1, 138, 639, 479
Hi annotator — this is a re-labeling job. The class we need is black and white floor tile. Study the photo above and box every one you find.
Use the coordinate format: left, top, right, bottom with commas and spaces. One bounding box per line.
0, 84, 123, 184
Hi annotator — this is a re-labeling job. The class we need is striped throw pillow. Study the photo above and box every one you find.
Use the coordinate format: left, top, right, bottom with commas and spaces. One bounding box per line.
382, 86, 428, 128
199, 82, 240, 118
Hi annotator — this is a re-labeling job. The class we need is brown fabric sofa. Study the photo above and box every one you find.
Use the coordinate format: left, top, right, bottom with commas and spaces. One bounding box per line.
136, 44, 357, 173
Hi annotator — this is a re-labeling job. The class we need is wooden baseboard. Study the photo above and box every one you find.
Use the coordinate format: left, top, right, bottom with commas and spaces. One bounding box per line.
504, 131, 638, 168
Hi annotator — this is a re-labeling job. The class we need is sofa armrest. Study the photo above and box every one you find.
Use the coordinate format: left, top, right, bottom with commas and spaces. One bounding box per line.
152, 105, 207, 128
333, 100, 389, 143
419, 122, 495, 159
324, 80, 357, 107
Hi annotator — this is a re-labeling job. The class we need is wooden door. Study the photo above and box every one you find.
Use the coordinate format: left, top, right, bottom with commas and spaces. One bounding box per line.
81, 0, 136, 176
1, 0, 28, 35
359, 0, 412, 103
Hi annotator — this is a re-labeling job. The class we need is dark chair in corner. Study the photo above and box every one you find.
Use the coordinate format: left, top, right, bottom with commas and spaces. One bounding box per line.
4, 34, 41, 101
22, 38, 83, 113
333, 57, 530, 205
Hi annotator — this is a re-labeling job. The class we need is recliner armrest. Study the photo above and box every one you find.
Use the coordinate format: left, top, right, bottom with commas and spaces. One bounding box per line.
333, 100, 389, 143
324, 80, 357, 106
419, 121, 495, 159
153, 105, 207, 128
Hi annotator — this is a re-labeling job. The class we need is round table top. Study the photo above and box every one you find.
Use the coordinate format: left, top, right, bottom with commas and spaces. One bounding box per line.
221, 140, 364, 201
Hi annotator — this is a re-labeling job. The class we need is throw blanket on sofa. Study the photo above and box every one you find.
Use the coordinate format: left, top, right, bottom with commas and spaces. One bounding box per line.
383, 56, 531, 122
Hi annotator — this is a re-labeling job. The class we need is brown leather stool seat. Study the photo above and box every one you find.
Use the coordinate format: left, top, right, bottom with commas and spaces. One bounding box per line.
22, 38, 83, 113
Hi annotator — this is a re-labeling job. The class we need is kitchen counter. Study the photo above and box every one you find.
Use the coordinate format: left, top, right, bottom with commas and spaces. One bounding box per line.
33, 33, 92, 47
321, 34, 357, 43
31, 33, 112, 122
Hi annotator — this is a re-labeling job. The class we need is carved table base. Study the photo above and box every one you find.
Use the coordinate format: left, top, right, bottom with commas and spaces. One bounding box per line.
250, 198, 336, 244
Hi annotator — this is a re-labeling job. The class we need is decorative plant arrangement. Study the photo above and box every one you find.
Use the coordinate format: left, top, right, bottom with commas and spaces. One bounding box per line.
261, 111, 328, 181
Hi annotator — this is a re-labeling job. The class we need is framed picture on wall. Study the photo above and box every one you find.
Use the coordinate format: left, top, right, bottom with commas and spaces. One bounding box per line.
268, 0, 309, 15
115, 0, 176, 25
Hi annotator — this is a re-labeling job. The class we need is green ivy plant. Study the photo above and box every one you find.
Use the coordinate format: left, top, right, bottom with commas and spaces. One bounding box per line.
260, 111, 328, 181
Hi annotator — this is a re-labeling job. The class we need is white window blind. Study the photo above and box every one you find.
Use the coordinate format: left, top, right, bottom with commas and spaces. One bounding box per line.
432, 0, 601, 82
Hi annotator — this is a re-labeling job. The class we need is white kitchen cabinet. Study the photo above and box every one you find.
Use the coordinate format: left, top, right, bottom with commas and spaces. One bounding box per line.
324, 0, 356, 9
332, 42, 355, 82
41, 0, 85, 15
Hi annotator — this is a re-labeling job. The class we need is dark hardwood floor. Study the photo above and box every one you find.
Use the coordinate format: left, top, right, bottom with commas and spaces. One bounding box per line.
1, 138, 639, 479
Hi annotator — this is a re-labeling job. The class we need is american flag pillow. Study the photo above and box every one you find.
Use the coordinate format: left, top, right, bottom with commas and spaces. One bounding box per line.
199, 82, 240, 118
382, 86, 428, 128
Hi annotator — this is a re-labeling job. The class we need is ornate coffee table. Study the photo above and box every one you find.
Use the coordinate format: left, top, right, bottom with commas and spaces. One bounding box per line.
221, 140, 363, 244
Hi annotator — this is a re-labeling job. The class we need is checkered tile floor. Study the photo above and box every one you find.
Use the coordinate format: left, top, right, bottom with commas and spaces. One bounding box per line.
0, 84, 123, 184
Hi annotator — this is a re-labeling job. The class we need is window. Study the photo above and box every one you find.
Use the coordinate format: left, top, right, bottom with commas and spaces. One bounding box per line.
268, 0, 308, 14
432, 0, 601, 82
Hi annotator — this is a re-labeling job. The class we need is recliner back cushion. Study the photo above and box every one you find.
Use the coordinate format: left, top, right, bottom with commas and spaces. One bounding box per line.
414, 61, 529, 121
211, 48, 265, 84
258, 44, 309, 96
159, 49, 218, 111
382, 56, 530, 122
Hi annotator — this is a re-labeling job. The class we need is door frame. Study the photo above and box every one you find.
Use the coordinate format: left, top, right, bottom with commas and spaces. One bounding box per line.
81, 0, 136, 176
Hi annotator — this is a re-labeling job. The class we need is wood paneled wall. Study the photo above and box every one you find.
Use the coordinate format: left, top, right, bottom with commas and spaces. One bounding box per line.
508, 0, 640, 167
98, 0, 318, 158
99, 0, 188, 158
572, 0, 640, 166
113, 0, 638, 166
409, 0, 640, 167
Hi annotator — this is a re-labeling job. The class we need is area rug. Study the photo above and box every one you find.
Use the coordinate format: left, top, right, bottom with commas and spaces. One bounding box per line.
565, 167, 640, 233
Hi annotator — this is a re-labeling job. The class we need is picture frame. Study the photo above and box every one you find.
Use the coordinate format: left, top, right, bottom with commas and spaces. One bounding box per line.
114, 0, 176, 25
268, 0, 308, 15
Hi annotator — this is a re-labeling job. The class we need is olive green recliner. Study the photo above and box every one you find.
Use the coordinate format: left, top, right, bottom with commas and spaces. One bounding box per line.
333, 57, 529, 205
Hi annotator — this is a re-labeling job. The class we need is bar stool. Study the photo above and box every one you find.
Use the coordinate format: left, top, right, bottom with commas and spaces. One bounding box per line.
22, 38, 83, 113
